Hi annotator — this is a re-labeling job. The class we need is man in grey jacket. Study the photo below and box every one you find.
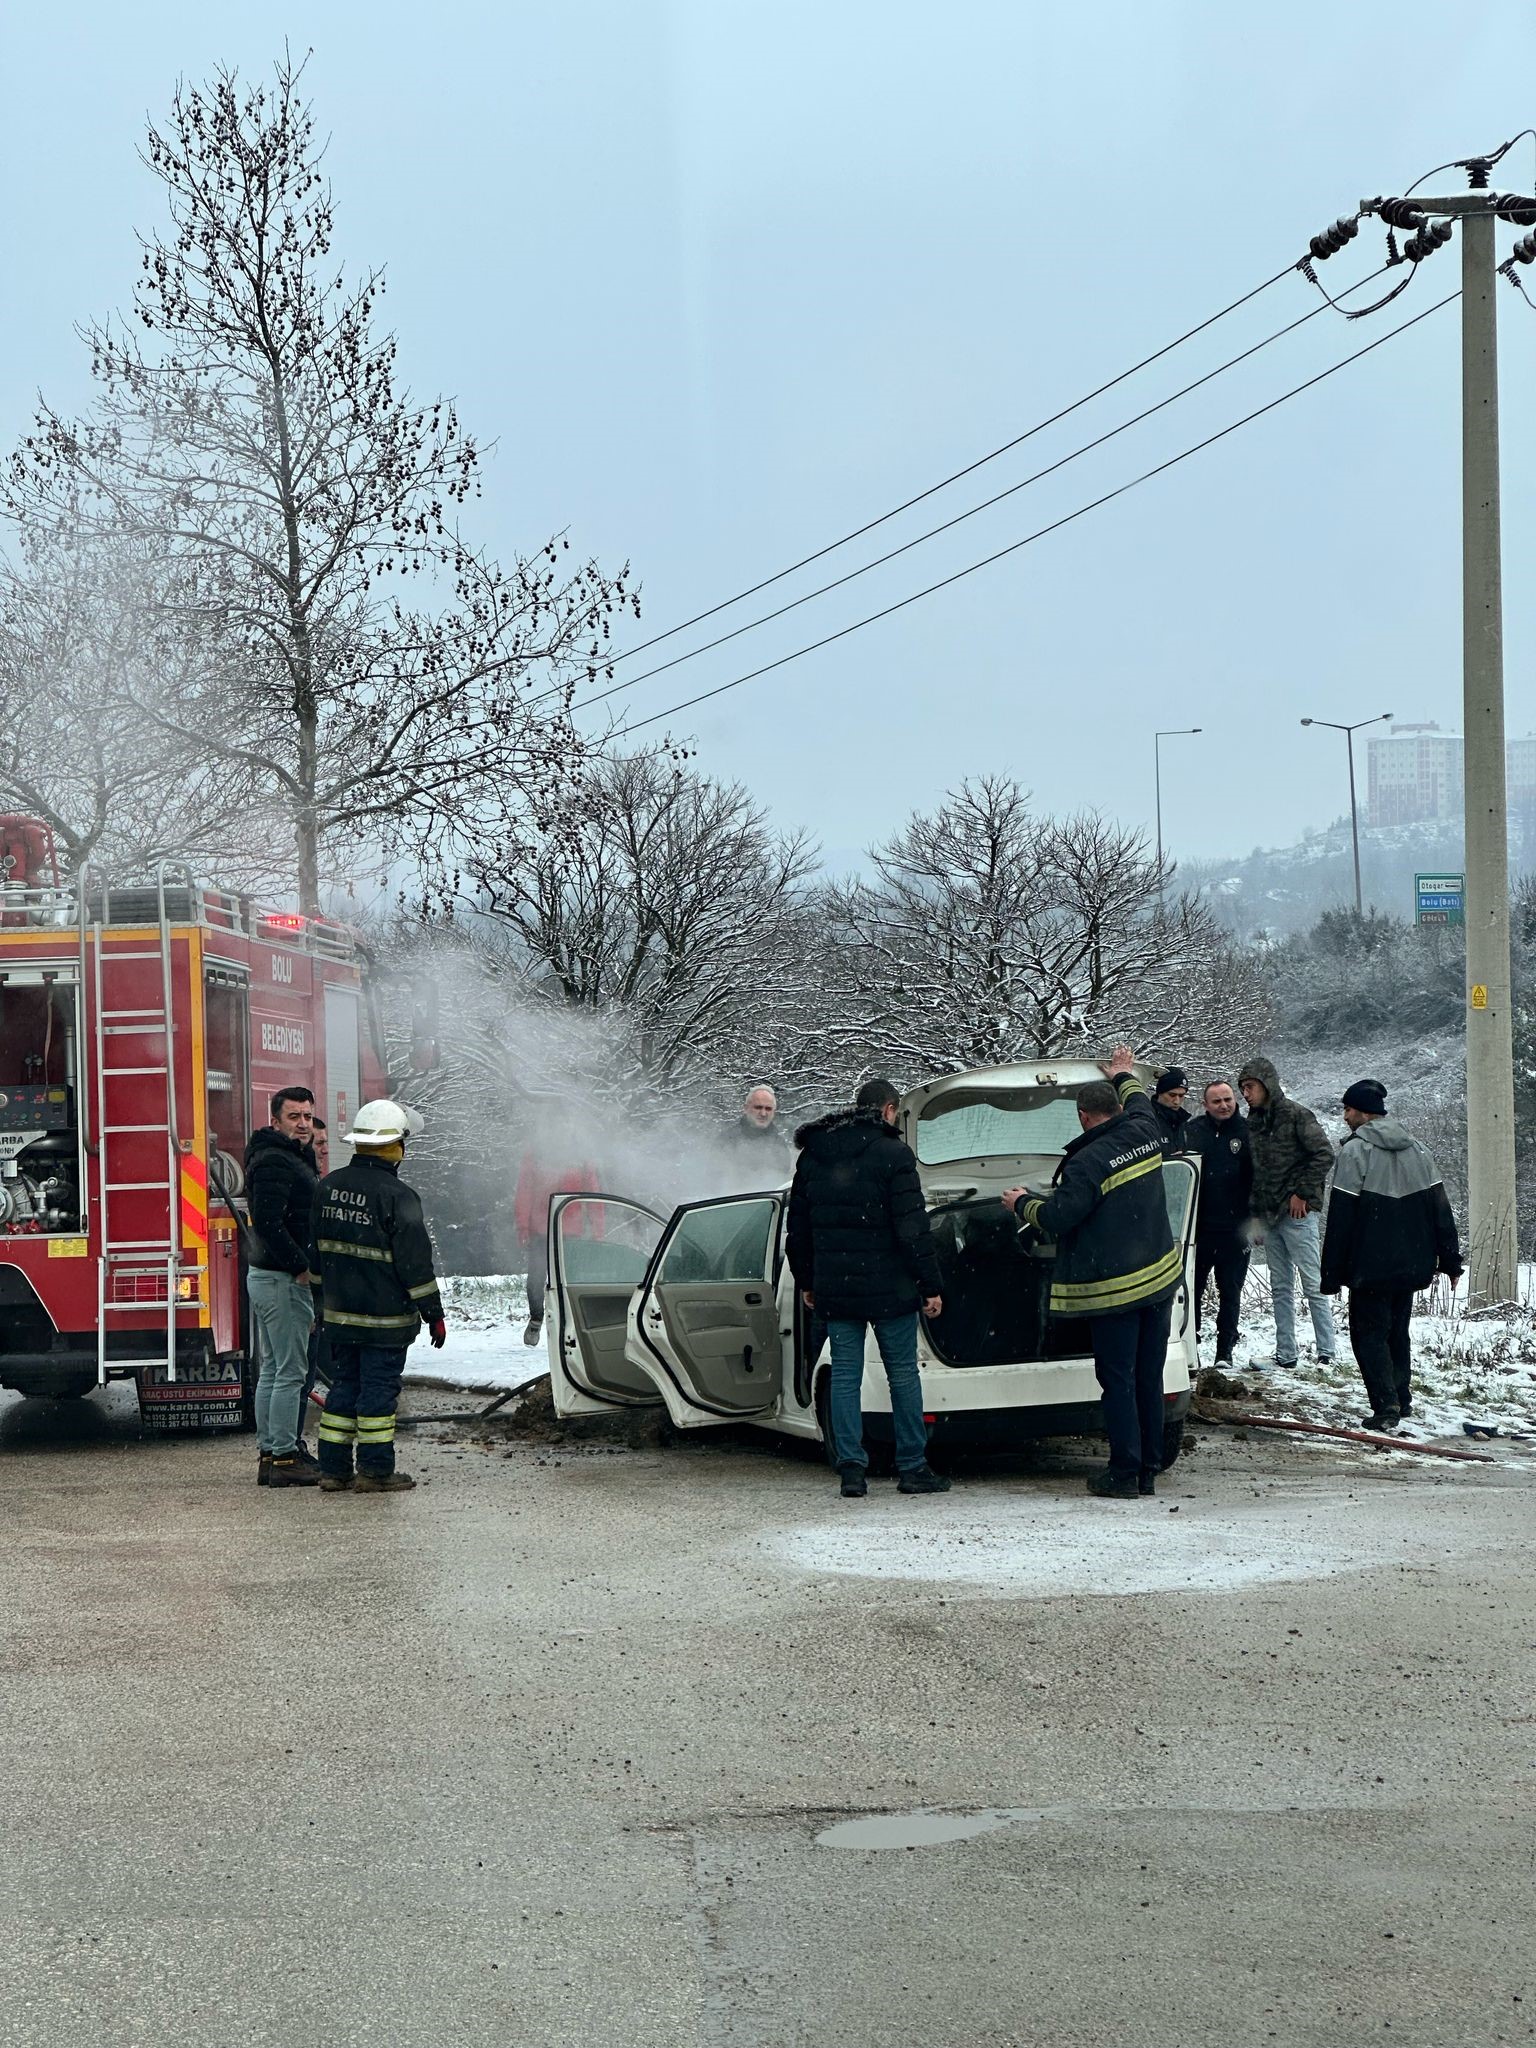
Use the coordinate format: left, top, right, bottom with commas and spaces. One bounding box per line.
1320, 1078, 1462, 1429
1237, 1055, 1337, 1368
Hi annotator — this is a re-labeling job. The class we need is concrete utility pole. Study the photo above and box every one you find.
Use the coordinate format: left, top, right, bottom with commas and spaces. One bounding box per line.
1459, 201, 1517, 1304
1376, 185, 1523, 1302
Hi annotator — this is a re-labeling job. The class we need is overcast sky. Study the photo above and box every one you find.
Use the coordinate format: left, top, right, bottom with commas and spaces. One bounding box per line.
4, 1, 1533, 879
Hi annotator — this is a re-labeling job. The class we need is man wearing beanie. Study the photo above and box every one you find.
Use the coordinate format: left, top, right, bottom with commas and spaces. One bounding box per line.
1151, 1067, 1191, 1153
1320, 1079, 1463, 1430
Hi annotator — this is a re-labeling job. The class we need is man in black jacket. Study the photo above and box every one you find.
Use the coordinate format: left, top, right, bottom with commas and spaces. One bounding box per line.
787, 1078, 950, 1499
245, 1086, 321, 1489
1320, 1078, 1463, 1430
1185, 1079, 1254, 1365
311, 1099, 446, 1493
1004, 1047, 1180, 1499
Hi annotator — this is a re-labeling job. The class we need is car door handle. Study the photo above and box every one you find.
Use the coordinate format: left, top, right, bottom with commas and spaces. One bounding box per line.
744, 1292, 763, 1304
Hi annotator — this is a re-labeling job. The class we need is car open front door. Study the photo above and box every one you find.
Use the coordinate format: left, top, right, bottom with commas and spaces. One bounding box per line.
1162, 1155, 1201, 1374
627, 1194, 786, 1429
549, 1193, 667, 1418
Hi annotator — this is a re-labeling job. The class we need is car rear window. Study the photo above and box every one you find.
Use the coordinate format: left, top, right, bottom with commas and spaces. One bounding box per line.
915, 1087, 1083, 1164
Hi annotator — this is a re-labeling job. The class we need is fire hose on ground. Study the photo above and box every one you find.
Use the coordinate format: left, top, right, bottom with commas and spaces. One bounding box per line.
1195, 1409, 1495, 1463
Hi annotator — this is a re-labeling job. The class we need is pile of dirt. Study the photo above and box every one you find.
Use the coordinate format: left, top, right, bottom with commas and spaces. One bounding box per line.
1194, 1367, 1263, 1403
442, 1374, 674, 1452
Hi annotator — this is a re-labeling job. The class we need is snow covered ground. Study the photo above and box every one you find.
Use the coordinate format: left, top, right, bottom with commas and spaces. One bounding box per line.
404, 1274, 547, 1394
410, 1268, 1536, 1447
1203, 1267, 1536, 1443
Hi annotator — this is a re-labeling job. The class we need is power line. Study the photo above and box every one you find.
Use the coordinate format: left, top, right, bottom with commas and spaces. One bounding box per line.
549, 255, 1309, 699
573, 262, 1399, 719
548, 142, 1516, 715
1404, 131, 1536, 195
617, 292, 1456, 740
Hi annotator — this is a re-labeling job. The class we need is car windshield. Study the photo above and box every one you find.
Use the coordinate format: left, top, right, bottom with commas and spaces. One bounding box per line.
915, 1086, 1083, 1164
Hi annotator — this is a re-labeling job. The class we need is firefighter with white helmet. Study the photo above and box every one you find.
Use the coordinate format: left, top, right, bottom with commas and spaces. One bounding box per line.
309, 1098, 445, 1492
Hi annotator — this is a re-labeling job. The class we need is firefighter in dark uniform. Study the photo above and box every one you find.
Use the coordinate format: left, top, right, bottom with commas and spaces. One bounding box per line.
1003, 1045, 1181, 1499
310, 1099, 446, 1493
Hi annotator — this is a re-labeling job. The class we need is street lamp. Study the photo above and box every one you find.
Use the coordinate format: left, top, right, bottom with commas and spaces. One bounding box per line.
1299, 710, 1394, 916
1154, 727, 1202, 903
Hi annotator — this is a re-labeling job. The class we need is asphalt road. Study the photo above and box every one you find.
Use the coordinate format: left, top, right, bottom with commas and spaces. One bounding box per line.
1, 1387, 1533, 2048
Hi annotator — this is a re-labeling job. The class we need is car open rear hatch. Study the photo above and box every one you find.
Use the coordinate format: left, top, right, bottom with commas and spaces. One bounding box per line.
900, 1061, 1180, 1369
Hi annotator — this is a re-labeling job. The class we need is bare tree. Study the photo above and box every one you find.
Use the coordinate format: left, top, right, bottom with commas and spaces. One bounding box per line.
821, 776, 1253, 1075
467, 748, 820, 1103
0, 530, 278, 879
6, 55, 632, 910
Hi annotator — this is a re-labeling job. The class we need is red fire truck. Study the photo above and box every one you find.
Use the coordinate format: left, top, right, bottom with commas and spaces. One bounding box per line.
0, 816, 388, 1429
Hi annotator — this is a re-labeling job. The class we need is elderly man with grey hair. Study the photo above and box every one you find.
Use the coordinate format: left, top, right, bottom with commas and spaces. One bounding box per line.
728, 1084, 790, 1184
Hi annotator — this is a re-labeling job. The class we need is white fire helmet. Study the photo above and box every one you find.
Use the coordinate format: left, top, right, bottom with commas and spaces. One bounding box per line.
344, 1099, 418, 1149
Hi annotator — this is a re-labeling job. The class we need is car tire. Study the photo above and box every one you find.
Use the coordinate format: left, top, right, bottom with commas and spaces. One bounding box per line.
46, 1375, 97, 1401
1161, 1413, 1186, 1472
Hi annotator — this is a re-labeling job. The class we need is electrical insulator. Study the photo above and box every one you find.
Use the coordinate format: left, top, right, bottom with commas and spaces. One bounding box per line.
1376, 197, 1428, 231
1307, 216, 1360, 261
1495, 192, 1536, 226
1402, 217, 1455, 263
1510, 230, 1536, 267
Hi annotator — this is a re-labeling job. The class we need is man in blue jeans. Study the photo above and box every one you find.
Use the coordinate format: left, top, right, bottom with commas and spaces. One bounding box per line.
787, 1078, 950, 1499
1237, 1056, 1337, 1368
245, 1086, 321, 1488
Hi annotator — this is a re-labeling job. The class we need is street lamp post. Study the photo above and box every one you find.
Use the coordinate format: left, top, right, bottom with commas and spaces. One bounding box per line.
1153, 727, 1201, 905
1299, 711, 1394, 916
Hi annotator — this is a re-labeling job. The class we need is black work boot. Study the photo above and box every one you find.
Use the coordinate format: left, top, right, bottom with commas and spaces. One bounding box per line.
839, 1466, 868, 1498
268, 1453, 322, 1488
1087, 1469, 1140, 1499
1361, 1410, 1401, 1434
1138, 1473, 1157, 1497
897, 1465, 951, 1495
353, 1471, 416, 1493
257, 1451, 272, 1488
319, 1471, 354, 1493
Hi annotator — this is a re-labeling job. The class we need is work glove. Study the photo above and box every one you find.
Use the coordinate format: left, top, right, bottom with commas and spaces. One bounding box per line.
429, 1317, 447, 1349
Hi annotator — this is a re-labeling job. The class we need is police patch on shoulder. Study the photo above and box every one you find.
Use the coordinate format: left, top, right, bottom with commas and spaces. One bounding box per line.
1229, 1138, 1242, 1154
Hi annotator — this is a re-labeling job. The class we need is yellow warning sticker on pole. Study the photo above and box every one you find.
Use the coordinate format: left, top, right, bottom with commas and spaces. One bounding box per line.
1471, 985, 1488, 1009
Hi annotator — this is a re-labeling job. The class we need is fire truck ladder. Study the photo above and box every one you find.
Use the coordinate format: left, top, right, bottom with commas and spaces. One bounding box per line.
92, 866, 198, 1384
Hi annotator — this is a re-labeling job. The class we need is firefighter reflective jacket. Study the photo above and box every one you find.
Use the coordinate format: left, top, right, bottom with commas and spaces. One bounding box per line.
1016, 1075, 1180, 1319
311, 1153, 444, 1344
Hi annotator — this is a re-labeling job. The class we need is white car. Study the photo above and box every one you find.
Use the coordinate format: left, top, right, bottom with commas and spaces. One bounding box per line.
546, 1061, 1198, 1471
